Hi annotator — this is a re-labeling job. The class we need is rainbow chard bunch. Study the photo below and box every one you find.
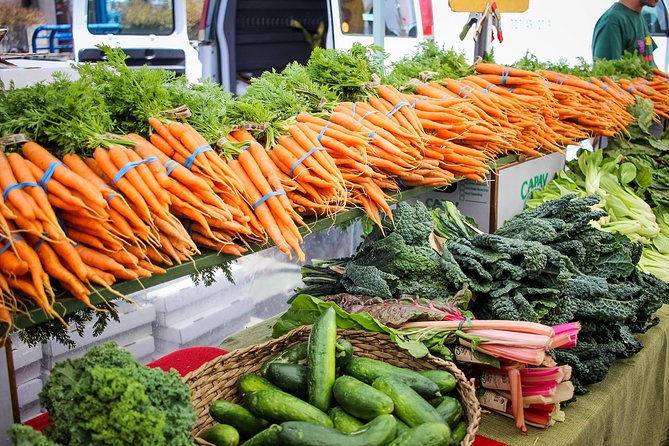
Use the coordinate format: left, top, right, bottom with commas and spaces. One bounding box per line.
400, 318, 581, 432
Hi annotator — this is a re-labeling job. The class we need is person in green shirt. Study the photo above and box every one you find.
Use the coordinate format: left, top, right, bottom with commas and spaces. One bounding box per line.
592, 0, 658, 66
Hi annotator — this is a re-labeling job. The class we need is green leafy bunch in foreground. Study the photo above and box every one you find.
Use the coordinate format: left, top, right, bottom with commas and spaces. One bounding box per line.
12, 342, 197, 446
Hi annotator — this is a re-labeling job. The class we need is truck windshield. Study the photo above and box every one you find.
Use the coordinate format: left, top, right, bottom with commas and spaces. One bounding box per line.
87, 0, 175, 35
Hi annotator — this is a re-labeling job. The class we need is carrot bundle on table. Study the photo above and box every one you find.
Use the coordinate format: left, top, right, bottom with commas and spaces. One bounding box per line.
226, 130, 307, 262
266, 122, 349, 219
294, 113, 396, 227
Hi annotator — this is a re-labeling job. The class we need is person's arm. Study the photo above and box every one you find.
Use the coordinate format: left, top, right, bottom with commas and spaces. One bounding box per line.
592, 18, 624, 61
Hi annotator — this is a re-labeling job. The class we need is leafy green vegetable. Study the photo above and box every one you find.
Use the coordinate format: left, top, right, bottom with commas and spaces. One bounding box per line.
305, 43, 385, 102
40, 342, 196, 446
75, 45, 177, 135
293, 201, 461, 301
383, 41, 473, 90
512, 51, 654, 81
8, 424, 61, 446
0, 73, 118, 156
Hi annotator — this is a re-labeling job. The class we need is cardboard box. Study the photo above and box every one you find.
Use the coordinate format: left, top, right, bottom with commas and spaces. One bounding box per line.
408, 152, 566, 232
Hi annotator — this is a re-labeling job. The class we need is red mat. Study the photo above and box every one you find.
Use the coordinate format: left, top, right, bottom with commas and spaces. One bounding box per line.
25, 346, 506, 446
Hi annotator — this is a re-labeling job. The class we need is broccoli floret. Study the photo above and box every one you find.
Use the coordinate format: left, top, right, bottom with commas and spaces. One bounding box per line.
40, 343, 196, 446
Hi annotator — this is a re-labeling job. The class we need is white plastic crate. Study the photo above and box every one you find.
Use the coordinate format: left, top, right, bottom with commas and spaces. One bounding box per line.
153, 295, 254, 354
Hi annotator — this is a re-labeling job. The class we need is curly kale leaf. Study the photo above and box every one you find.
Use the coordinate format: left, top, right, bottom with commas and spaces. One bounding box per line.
390, 200, 434, 246
40, 343, 196, 446
8, 424, 61, 446
341, 263, 397, 299
481, 291, 540, 322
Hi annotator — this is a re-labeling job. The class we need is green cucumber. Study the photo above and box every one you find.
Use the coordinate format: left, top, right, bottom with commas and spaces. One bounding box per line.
372, 376, 443, 427
199, 424, 240, 446
334, 338, 353, 369
418, 370, 457, 394
436, 396, 463, 427
244, 389, 333, 427
307, 307, 337, 412
209, 400, 269, 437
261, 339, 352, 377
388, 422, 452, 446
278, 413, 397, 446
392, 415, 411, 436
328, 407, 364, 433
240, 425, 282, 446
332, 375, 394, 420
266, 363, 308, 399
260, 342, 309, 376
345, 357, 441, 399
451, 420, 468, 445
428, 396, 444, 408
238, 374, 279, 394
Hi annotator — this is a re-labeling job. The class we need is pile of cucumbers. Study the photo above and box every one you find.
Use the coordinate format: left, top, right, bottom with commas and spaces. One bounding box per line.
199, 307, 470, 446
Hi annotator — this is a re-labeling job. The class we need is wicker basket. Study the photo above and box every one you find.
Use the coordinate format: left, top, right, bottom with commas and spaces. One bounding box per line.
182, 325, 482, 446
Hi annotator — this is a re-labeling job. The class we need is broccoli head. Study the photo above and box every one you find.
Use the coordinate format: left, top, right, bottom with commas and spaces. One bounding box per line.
40, 342, 196, 446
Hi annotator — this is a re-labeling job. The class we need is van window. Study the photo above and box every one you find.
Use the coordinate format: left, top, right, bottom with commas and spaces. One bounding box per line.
339, 0, 417, 37
87, 0, 175, 35
643, 1, 668, 35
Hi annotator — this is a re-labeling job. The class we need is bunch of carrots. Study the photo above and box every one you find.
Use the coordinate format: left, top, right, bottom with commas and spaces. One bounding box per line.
2, 62, 668, 332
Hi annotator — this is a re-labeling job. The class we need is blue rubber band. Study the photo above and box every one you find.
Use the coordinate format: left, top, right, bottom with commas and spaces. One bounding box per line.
457, 86, 466, 96
183, 145, 213, 170
39, 161, 62, 192
463, 87, 475, 99
357, 110, 378, 123
106, 193, 117, 202
112, 156, 159, 184
368, 130, 377, 139
482, 88, 489, 94
486, 83, 495, 91
101, 184, 112, 189
240, 144, 250, 151
411, 98, 419, 108
56, 211, 67, 233
501, 67, 510, 86
33, 238, 46, 252
252, 190, 287, 210
602, 85, 609, 91
164, 159, 179, 176
289, 147, 325, 177
317, 122, 331, 141
627, 86, 634, 93
559, 75, 568, 86
0, 235, 23, 255
508, 87, 515, 93
2, 182, 40, 200
350, 102, 357, 118
386, 101, 410, 118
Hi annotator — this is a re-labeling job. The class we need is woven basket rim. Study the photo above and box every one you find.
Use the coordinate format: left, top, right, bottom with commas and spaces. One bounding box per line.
183, 325, 482, 446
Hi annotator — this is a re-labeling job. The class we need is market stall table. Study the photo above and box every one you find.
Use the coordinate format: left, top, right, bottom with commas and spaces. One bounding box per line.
220, 305, 669, 446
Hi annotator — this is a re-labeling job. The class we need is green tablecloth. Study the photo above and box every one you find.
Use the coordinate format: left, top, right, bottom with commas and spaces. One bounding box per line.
220, 306, 669, 446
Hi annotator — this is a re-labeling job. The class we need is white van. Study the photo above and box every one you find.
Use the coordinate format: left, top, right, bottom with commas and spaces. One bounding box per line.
71, 0, 202, 83
197, 0, 433, 93
432, 0, 669, 72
